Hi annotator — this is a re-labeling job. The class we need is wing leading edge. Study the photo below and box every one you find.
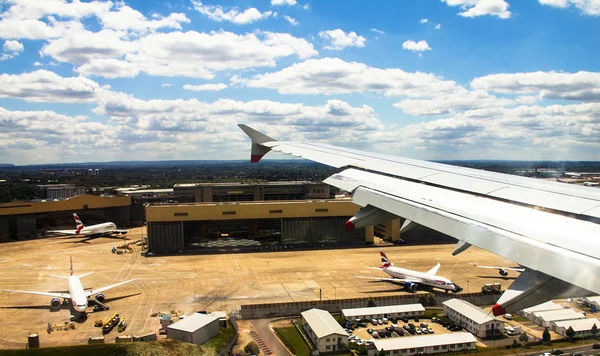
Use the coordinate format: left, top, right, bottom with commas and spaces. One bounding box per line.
238, 124, 600, 313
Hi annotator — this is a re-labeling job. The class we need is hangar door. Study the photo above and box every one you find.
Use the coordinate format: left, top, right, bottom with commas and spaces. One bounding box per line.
148, 222, 184, 254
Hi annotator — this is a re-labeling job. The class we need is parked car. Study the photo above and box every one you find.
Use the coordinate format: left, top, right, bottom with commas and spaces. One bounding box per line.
551, 349, 564, 355
420, 322, 429, 328
401, 317, 409, 323
371, 319, 378, 325
414, 317, 420, 322
382, 318, 389, 324
428, 328, 434, 333
593, 344, 600, 350
377, 319, 384, 325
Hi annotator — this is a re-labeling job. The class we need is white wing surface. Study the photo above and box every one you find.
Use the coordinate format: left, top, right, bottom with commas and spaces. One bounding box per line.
473, 263, 525, 272
239, 124, 600, 314
3, 289, 70, 299
85, 278, 139, 297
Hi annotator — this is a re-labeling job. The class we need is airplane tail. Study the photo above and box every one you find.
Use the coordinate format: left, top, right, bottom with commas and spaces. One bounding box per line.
73, 213, 85, 234
380, 250, 392, 268
51, 257, 92, 279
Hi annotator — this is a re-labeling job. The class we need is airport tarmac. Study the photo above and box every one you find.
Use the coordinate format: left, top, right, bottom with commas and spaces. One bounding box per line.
0, 227, 520, 348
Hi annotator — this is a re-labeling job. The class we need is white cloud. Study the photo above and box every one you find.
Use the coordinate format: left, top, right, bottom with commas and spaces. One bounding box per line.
0, 70, 101, 102
515, 95, 540, 105
302, 3, 310, 10
420, 18, 429, 23
272, 0, 297, 5
370, 28, 385, 35
539, 0, 600, 15
97, 4, 189, 32
33, 61, 42, 66
402, 40, 431, 52
3, 40, 24, 52
183, 83, 228, 91
76, 58, 141, 78
235, 57, 460, 97
435, 24, 442, 29
162, 83, 172, 87
394, 90, 515, 115
284, 15, 298, 25
318, 29, 366, 50
192, 1, 273, 24
442, 0, 511, 19
471, 71, 600, 101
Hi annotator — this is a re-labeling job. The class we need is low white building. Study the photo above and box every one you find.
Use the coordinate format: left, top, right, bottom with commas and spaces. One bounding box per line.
443, 299, 503, 338
166, 313, 220, 345
583, 296, 600, 309
301, 308, 348, 353
552, 318, 600, 337
532, 309, 586, 327
368, 332, 477, 356
342, 304, 425, 321
519, 301, 564, 319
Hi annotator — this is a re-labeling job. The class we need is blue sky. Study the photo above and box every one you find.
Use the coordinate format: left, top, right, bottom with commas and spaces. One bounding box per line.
0, 0, 599, 164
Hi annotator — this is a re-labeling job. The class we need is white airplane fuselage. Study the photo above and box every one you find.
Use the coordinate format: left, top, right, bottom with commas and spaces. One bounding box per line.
68, 276, 88, 313
382, 266, 458, 291
79, 222, 117, 236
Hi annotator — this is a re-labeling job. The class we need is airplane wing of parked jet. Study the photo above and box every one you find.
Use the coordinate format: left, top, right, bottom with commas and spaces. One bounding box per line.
85, 278, 140, 297
3, 290, 70, 299
356, 276, 423, 283
239, 124, 600, 315
473, 263, 525, 272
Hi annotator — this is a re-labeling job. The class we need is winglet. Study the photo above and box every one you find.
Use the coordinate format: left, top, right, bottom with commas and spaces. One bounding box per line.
238, 124, 276, 163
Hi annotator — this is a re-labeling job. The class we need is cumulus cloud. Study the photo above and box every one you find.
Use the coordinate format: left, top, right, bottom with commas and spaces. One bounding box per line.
234, 57, 460, 96
441, 0, 511, 19
33, 61, 42, 66
0, 70, 102, 102
402, 40, 431, 52
272, 0, 297, 5
319, 29, 366, 50
471, 71, 600, 102
394, 90, 515, 115
539, 0, 600, 15
97, 4, 189, 32
284, 15, 298, 25
3, 40, 24, 52
183, 83, 228, 91
192, 1, 273, 24
370, 28, 385, 35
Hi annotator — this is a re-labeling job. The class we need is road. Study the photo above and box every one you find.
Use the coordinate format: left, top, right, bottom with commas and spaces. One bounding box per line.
250, 318, 292, 356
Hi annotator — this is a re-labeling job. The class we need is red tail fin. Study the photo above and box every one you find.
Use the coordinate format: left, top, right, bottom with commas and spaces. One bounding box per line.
73, 213, 84, 234
380, 250, 391, 268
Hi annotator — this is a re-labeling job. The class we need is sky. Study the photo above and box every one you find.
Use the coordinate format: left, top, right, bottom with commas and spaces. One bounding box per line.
0, 0, 599, 164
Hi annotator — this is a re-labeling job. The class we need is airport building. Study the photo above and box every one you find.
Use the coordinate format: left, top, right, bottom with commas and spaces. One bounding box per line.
583, 296, 600, 309
166, 313, 220, 345
341, 304, 425, 321
552, 318, 600, 337
36, 184, 86, 199
145, 199, 373, 254
0, 194, 133, 241
368, 332, 477, 356
301, 308, 348, 353
531, 309, 586, 328
443, 299, 503, 338
173, 181, 331, 203
519, 301, 564, 319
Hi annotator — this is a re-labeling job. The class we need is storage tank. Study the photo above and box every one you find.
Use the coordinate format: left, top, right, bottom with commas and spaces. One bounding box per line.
27, 334, 40, 349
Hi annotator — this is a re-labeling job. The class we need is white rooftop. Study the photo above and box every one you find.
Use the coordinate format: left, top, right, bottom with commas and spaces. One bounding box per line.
301, 309, 347, 339
372, 332, 476, 351
342, 304, 425, 318
167, 313, 218, 333
539, 311, 586, 322
554, 318, 600, 332
585, 296, 600, 304
533, 309, 573, 318
522, 301, 563, 313
443, 299, 498, 324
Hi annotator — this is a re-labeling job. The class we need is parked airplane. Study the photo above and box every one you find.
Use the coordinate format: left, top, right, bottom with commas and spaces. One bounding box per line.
3, 257, 138, 318
357, 250, 462, 293
239, 124, 600, 316
48, 213, 128, 237
472, 263, 525, 277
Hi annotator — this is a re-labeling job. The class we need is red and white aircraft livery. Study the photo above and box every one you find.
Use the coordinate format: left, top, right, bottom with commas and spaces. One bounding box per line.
239, 124, 600, 316
48, 213, 128, 237
357, 250, 462, 293
4, 256, 138, 316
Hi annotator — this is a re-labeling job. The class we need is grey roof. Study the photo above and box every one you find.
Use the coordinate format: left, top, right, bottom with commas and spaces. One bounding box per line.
342, 304, 425, 318
301, 309, 347, 339
373, 332, 476, 351
167, 313, 218, 333
443, 299, 498, 324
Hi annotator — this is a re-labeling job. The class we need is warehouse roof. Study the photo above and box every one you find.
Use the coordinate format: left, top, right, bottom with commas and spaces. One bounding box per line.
522, 301, 563, 313
533, 309, 573, 318
443, 299, 498, 324
585, 296, 600, 304
167, 313, 218, 333
342, 304, 425, 317
372, 332, 476, 351
538, 311, 586, 322
554, 318, 600, 332
301, 309, 347, 339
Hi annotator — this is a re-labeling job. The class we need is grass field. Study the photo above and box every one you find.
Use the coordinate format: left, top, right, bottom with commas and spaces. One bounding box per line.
274, 326, 311, 356
203, 324, 236, 352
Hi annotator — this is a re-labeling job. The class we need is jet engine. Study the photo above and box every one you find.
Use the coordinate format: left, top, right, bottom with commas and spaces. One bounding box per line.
404, 282, 418, 292
50, 297, 61, 309
499, 269, 508, 277
95, 293, 105, 303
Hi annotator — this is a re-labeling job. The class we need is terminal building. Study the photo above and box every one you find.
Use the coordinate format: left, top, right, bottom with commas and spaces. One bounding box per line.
368, 333, 477, 356
443, 299, 503, 338
301, 308, 348, 353
341, 304, 425, 321
0, 194, 134, 241
145, 199, 372, 254
36, 184, 87, 199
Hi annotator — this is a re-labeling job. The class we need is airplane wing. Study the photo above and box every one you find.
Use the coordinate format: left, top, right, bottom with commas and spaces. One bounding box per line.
473, 263, 525, 272
85, 278, 139, 297
427, 263, 441, 275
3, 289, 70, 299
356, 276, 423, 284
107, 229, 129, 234
46, 229, 79, 235
239, 124, 600, 315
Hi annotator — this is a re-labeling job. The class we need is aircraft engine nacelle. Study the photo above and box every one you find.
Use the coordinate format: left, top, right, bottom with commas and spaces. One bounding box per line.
95, 293, 105, 303
50, 297, 61, 309
404, 282, 418, 292
499, 269, 508, 277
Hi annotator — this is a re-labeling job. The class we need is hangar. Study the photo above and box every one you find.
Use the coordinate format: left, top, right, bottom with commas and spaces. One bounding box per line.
145, 199, 375, 254
0, 194, 134, 241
